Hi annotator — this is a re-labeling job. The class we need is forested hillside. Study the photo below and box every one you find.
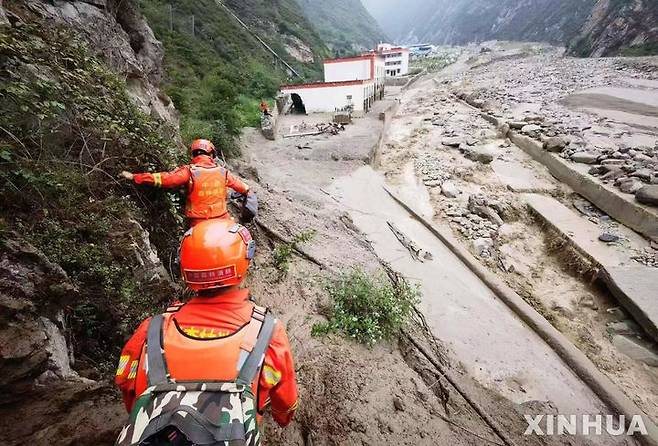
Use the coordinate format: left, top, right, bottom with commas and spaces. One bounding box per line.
139, 0, 330, 154
297, 0, 387, 55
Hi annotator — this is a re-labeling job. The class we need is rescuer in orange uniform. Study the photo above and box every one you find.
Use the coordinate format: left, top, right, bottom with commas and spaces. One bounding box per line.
120, 139, 256, 224
115, 219, 298, 431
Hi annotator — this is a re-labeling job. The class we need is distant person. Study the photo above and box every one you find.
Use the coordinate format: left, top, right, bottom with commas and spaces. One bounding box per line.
260, 99, 271, 116
115, 219, 298, 446
120, 139, 257, 225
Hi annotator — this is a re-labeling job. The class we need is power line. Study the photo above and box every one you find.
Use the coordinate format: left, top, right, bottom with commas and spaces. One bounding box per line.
214, 0, 304, 81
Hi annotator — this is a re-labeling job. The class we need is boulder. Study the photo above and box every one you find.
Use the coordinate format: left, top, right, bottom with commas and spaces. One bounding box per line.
261, 114, 276, 140
543, 136, 567, 153
599, 233, 620, 243
612, 335, 658, 367
473, 238, 494, 257
618, 178, 644, 194
521, 124, 542, 135
498, 123, 510, 138
441, 181, 459, 198
636, 185, 658, 206
631, 168, 653, 181
570, 152, 599, 164
463, 144, 494, 164
441, 137, 463, 147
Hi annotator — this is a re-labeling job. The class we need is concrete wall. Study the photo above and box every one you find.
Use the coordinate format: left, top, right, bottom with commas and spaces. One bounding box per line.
280, 82, 369, 114
324, 59, 371, 82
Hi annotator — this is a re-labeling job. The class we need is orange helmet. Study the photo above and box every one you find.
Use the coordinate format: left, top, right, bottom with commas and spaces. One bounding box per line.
179, 220, 255, 291
190, 139, 216, 156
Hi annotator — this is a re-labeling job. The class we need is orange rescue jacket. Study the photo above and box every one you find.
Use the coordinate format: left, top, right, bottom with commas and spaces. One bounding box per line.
115, 288, 298, 427
132, 155, 249, 220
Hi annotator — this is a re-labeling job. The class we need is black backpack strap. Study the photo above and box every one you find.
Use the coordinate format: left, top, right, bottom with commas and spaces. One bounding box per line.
146, 314, 169, 386
236, 312, 276, 387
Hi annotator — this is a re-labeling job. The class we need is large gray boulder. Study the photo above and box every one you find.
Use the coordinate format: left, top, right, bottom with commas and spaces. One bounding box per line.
570, 151, 599, 164
636, 185, 658, 206
261, 113, 276, 140
544, 136, 567, 153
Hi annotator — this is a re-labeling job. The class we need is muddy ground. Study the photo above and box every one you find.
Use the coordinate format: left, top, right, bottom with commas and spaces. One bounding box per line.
238, 89, 638, 444
375, 45, 658, 423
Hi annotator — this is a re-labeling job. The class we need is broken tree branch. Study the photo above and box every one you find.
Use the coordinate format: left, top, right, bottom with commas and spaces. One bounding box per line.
387, 221, 433, 262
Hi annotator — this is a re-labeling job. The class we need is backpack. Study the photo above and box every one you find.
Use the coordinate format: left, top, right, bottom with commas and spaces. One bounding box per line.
115, 307, 276, 446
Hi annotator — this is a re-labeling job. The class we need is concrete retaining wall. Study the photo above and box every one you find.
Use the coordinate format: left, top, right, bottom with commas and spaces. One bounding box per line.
455, 94, 658, 239
509, 132, 658, 239
369, 101, 400, 167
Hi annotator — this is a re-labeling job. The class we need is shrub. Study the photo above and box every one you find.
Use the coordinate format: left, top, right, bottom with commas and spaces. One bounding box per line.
312, 268, 420, 346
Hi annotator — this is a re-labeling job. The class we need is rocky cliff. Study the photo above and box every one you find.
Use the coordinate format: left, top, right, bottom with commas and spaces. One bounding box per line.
1, 1, 182, 444
298, 0, 387, 54
568, 0, 658, 57
362, 0, 658, 57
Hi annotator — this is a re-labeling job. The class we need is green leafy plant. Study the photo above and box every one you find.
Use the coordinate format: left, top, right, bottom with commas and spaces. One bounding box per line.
312, 268, 420, 346
272, 230, 315, 274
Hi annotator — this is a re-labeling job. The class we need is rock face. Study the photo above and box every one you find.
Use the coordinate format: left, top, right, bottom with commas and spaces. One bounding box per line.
363, 0, 657, 57
1, 2, 180, 444
568, 0, 658, 57
26, 0, 176, 123
0, 237, 125, 444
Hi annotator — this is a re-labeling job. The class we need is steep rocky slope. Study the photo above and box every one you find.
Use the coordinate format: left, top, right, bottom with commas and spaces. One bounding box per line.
298, 0, 387, 54
362, 0, 658, 57
363, 0, 595, 45
1, 1, 182, 443
569, 0, 658, 57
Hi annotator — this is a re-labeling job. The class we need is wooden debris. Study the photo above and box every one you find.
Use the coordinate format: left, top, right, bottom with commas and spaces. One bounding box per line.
387, 221, 433, 262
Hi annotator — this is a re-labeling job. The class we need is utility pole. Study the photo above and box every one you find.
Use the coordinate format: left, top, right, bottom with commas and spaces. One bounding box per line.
168, 4, 173, 32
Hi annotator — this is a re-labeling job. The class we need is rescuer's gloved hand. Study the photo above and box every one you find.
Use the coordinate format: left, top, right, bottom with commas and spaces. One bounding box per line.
231, 191, 258, 223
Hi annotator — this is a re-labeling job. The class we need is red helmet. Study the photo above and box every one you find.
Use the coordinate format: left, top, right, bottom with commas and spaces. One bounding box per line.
190, 139, 216, 156
180, 220, 255, 291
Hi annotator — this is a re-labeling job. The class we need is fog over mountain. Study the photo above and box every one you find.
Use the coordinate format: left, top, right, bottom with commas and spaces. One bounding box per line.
361, 0, 658, 57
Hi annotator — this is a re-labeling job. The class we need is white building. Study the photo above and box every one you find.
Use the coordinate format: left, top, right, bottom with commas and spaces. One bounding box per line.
280, 54, 385, 116
375, 43, 410, 77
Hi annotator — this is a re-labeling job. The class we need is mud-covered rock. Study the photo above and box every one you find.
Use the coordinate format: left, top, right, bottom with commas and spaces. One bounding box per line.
636, 185, 658, 206
544, 136, 567, 152
570, 151, 599, 164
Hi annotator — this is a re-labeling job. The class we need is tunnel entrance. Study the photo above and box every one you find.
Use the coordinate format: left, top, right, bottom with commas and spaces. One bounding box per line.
290, 93, 307, 114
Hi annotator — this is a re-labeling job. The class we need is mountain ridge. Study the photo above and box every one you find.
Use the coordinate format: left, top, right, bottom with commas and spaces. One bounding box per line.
362, 0, 658, 57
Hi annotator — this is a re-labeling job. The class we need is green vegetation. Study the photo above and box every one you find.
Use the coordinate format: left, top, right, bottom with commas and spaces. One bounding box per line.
0, 24, 183, 365
139, 0, 329, 155
297, 0, 387, 55
312, 268, 420, 346
620, 42, 658, 57
272, 230, 316, 274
